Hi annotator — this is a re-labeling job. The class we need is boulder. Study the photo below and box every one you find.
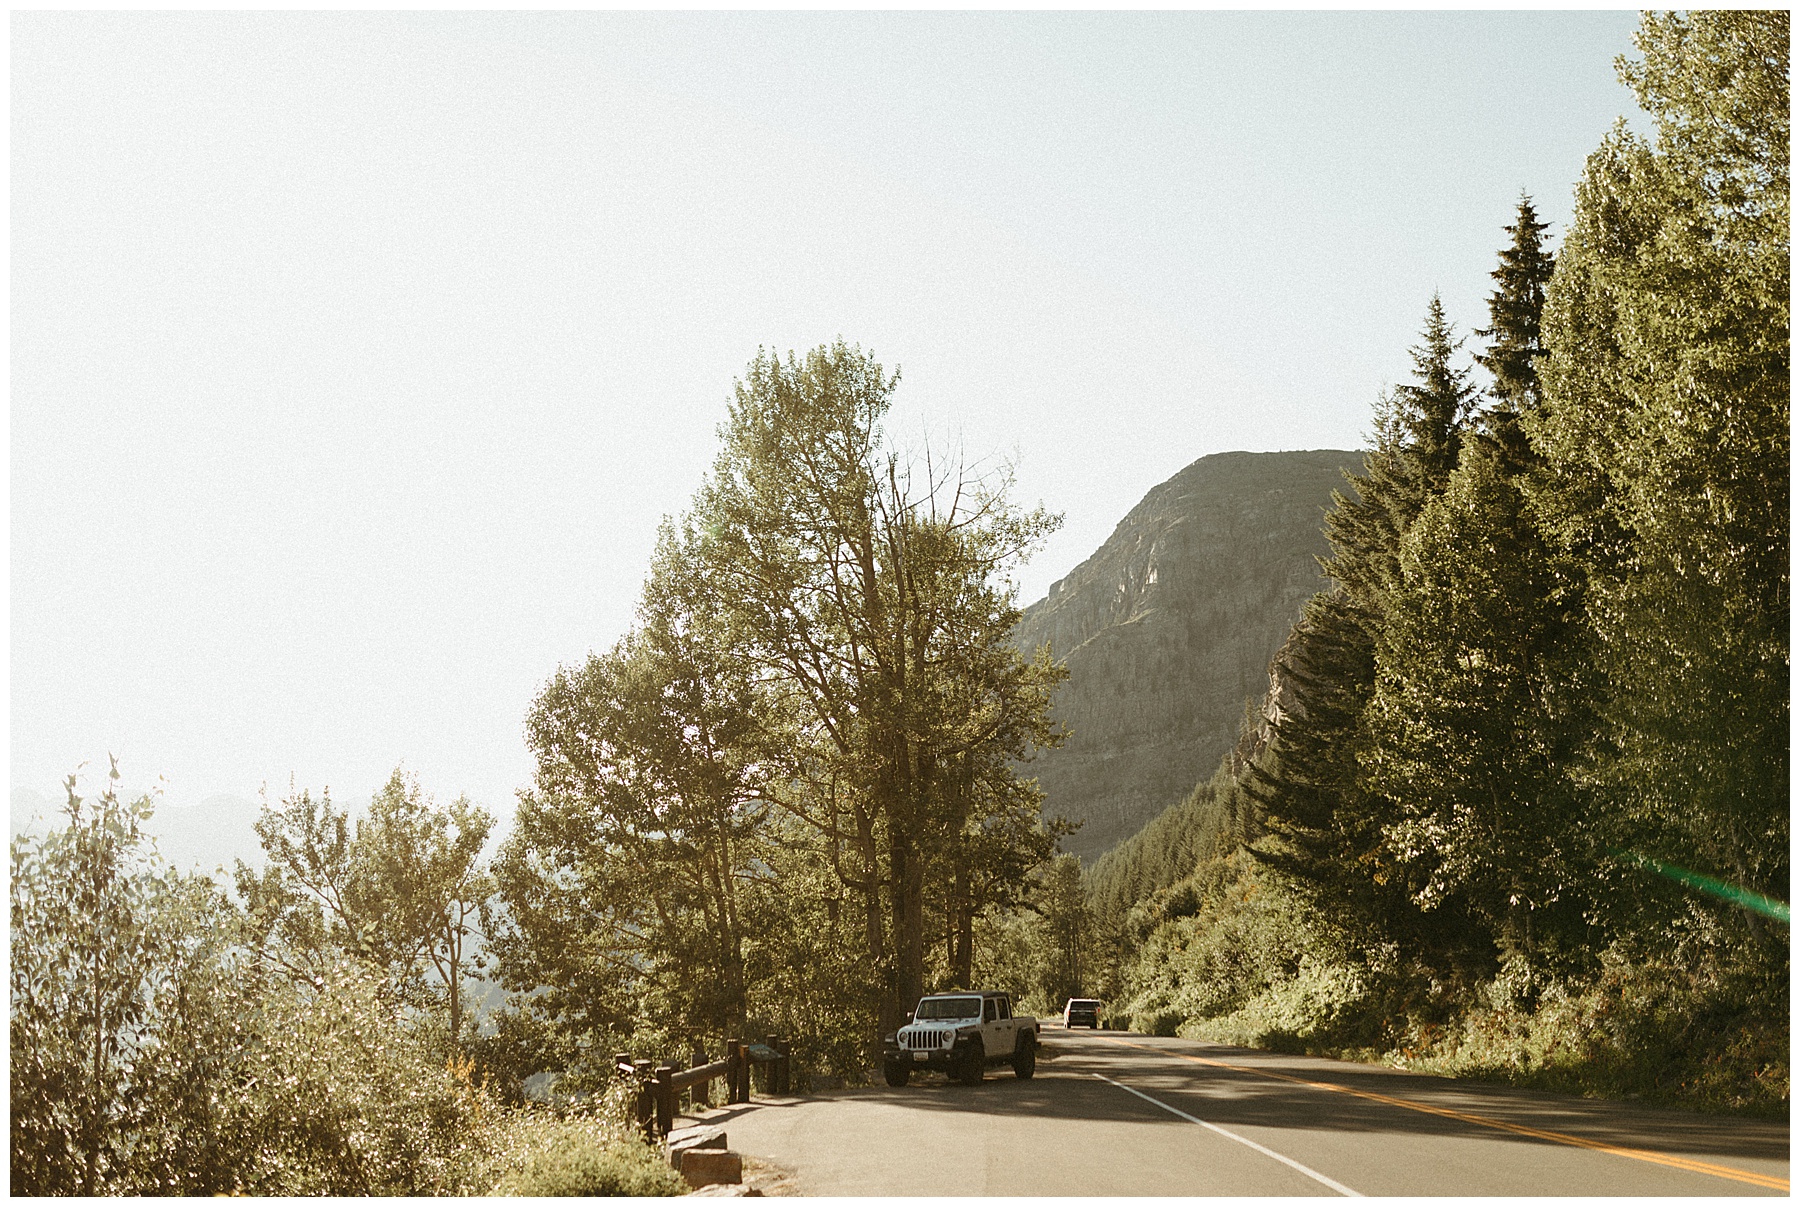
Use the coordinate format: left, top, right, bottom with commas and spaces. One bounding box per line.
668, 1123, 728, 1164
680, 1148, 744, 1189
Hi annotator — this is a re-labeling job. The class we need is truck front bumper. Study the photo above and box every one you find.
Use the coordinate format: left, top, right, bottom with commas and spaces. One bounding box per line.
885, 1040, 972, 1073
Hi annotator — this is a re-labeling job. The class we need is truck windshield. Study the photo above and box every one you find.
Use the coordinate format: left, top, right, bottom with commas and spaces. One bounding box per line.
914, 996, 982, 1020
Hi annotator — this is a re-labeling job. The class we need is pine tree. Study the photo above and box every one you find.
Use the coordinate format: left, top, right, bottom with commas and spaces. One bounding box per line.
1362, 452, 1593, 967
1474, 194, 1556, 449
1250, 298, 1484, 967
1397, 295, 1482, 486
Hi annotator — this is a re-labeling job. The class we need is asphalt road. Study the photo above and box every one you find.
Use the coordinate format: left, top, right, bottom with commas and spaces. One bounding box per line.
699, 1025, 1789, 1196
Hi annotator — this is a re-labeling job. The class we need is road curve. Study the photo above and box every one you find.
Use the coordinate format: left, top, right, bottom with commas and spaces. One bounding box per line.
702, 1025, 1789, 1196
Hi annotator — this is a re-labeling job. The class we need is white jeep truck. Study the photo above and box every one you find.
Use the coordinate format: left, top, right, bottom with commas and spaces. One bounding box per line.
883, 990, 1039, 1086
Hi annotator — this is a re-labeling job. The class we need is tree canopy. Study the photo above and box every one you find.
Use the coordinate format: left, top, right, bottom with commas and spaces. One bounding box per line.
489, 341, 1069, 1074
1099, 10, 1787, 1113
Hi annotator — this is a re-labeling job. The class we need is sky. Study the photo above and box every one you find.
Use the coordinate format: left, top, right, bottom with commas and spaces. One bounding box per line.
12, 9, 1649, 820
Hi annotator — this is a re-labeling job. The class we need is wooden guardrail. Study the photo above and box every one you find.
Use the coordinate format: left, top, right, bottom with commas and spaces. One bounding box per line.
614, 1035, 793, 1137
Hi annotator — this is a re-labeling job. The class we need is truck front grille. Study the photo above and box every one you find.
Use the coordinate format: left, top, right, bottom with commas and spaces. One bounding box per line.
901, 1031, 949, 1051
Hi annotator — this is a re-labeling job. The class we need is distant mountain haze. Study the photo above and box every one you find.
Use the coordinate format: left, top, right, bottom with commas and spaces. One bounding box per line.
12, 449, 1359, 874
10, 780, 513, 1024
13, 784, 278, 874
7, 785, 500, 879
1015, 449, 1363, 862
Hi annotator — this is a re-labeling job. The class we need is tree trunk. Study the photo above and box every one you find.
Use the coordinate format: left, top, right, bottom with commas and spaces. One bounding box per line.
856, 806, 898, 1038
710, 828, 749, 1033
449, 949, 461, 1045
888, 828, 926, 1020
951, 858, 973, 987
88, 930, 102, 1196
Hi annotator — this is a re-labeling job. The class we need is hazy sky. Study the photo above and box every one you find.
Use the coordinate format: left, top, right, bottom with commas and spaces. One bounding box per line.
13, 10, 1647, 817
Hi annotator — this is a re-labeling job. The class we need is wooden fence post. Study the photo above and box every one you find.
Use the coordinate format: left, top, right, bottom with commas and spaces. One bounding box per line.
775, 1037, 792, 1094
759, 1034, 775, 1095
736, 1040, 752, 1103
632, 1058, 654, 1137
724, 1038, 741, 1105
654, 1064, 675, 1136
690, 1045, 710, 1109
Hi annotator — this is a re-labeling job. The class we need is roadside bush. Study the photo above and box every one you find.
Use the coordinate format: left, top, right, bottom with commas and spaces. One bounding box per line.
11, 772, 256, 1195
1121, 852, 1369, 1043
12, 766, 708, 1197
1136, 1010, 1185, 1037
1111, 841, 1789, 1117
1177, 952, 1377, 1051
217, 967, 496, 1194
10, 771, 499, 1194
1394, 949, 1789, 1115
488, 1088, 684, 1197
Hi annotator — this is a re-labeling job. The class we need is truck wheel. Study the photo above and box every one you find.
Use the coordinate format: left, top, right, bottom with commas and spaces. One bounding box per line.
1011, 1035, 1036, 1080
956, 1039, 985, 1085
882, 1060, 911, 1087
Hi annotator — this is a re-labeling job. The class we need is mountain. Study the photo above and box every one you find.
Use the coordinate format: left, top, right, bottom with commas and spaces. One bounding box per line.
143, 794, 267, 875
12, 781, 516, 883
11, 784, 266, 874
1016, 449, 1362, 862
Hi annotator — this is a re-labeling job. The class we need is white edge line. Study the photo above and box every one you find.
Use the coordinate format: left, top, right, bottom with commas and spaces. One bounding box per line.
1095, 1072, 1363, 1198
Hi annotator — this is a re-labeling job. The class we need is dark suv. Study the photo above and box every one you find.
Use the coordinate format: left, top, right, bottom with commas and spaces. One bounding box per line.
1062, 998, 1101, 1029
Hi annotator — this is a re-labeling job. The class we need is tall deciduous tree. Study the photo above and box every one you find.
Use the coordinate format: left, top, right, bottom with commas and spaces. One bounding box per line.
488, 342, 1065, 1070
1528, 10, 1787, 943
492, 523, 769, 1055
359, 773, 494, 1043
237, 770, 493, 1042
691, 342, 1064, 1032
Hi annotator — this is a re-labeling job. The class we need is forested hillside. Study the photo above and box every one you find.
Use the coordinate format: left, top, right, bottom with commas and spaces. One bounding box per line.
1087, 11, 1788, 1116
1016, 450, 1359, 861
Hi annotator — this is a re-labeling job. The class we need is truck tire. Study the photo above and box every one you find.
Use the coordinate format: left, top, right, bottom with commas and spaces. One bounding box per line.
882, 1059, 911, 1087
956, 1039, 985, 1085
1011, 1034, 1036, 1080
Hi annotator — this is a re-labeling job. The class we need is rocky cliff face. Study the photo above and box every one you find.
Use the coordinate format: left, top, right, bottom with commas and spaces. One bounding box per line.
1016, 449, 1362, 862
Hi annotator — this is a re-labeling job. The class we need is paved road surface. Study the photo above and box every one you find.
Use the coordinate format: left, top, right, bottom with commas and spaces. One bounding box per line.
700, 1026, 1788, 1196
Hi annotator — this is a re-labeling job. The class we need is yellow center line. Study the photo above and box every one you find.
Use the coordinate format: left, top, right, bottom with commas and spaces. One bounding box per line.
1091, 1033, 1788, 1193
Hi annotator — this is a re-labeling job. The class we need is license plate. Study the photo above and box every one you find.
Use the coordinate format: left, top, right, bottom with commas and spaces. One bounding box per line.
912, 1051, 927, 1061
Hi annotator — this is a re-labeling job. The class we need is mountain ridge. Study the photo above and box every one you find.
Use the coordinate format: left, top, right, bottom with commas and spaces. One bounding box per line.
1016, 448, 1362, 862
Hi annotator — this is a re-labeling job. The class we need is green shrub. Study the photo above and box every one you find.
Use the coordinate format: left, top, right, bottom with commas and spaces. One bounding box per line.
10, 774, 500, 1195
1393, 951, 1790, 1116
489, 1109, 685, 1197
1116, 848, 1788, 1116
1136, 1010, 1185, 1037
10, 776, 266, 1195
216, 968, 497, 1195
